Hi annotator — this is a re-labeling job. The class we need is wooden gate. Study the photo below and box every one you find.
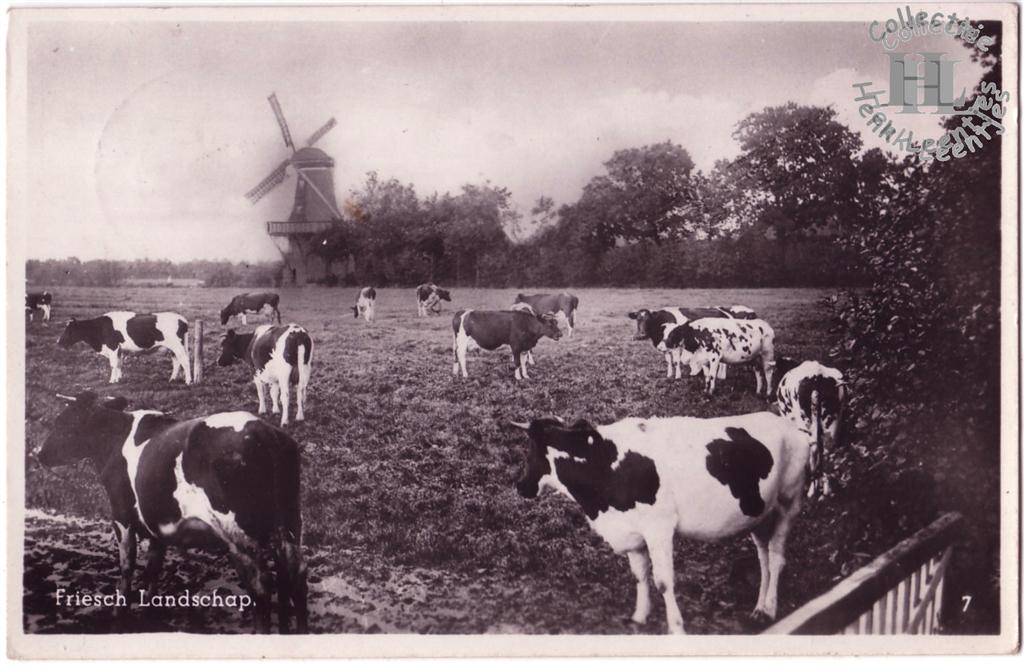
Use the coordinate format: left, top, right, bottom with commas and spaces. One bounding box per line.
764, 512, 963, 635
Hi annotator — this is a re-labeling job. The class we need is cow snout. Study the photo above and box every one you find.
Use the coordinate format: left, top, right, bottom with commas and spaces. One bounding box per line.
656, 341, 668, 352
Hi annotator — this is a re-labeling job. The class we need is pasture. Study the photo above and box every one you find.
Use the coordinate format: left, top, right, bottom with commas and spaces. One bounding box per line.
23, 286, 851, 634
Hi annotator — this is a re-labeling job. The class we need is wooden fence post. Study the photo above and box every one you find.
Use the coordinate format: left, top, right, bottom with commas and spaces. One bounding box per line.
193, 319, 204, 384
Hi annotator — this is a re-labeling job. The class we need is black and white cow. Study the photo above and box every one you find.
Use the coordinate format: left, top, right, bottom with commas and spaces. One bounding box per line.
511, 412, 808, 634
35, 391, 308, 633
57, 312, 192, 385
452, 309, 562, 380
351, 287, 376, 322
217, 324, 313, 427
220, 292, 281, 326
26, 291, 53, 321
659, 318, 776, 396
416, 283, 451, 317
628, 306, 757, 378
513, 292, 580, 337
775, 360, 847, 499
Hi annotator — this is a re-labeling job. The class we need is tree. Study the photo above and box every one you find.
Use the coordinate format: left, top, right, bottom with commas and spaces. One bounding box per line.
730, 104, 864, 241
575, 141, 700, 248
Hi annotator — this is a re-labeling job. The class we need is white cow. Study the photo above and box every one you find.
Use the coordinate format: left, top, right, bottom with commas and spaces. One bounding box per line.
57, 312, 191, 384
512, 412, 809, 634
659, 318, 776, 396
775, 360, 847, 498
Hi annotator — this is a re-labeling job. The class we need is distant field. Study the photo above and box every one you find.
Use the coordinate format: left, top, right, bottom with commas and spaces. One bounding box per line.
23, 285, 850, 634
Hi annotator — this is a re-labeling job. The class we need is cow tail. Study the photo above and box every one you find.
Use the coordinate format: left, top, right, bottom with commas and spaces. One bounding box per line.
811, 389, 823, 475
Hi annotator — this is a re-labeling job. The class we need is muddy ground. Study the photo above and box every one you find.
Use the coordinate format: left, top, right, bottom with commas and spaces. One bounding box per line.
22, 286, 857, 634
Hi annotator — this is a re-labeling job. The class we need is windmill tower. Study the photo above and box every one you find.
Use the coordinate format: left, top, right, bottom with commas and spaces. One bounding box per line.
246, 93, 342, 285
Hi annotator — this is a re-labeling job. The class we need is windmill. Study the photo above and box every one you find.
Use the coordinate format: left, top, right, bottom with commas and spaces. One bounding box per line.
246, 93, 343, 285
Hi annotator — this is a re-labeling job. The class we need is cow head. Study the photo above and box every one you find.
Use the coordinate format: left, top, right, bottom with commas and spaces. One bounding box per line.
219, 307, 232, 326
626, 309, 653, 341
509, 417, 566, 498
436, 288, 451, 302
56, 318, 83, 348
217, 330, 246, 366
538, 313, 562, 340
37, 391, 128, 467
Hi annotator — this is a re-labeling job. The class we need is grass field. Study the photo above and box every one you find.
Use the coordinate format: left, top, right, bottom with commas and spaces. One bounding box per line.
23, 285, 852, 634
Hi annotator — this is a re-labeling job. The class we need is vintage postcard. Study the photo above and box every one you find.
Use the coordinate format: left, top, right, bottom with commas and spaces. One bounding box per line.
6, 2, 1019, 659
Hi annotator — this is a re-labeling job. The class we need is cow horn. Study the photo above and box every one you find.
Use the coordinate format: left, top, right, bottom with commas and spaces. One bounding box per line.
508, 421, 531, 431
55, 393, 76, 402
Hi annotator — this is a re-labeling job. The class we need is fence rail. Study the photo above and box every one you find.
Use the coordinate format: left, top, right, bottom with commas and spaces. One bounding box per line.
764, 512, 963, 635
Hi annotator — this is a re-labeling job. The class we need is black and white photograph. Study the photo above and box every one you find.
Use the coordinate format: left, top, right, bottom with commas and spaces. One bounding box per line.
6, 2, 1019, 658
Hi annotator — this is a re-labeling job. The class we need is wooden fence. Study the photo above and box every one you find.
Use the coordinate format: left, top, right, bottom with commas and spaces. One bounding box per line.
764, 512, 963, 635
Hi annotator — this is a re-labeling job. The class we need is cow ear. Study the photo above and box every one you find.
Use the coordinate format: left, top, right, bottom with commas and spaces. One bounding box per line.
101, 396, 129, 411
75, 390, 98, 406
627, 311, 638, 320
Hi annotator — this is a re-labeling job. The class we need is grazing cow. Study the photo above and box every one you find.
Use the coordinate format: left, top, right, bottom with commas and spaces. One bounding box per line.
510, 412, 809, 634
452, 309, 562, 380
35, 391, 307, 633
351, 286, 376, 322
416, 283, 451, 317
659, 318, 776, 396
220, 292, 281, 326
775, 360, 847, 499
217, 324, 313, 427
513, 292, 580, 337
628, 306, 757, 378
57, 312, 191, 385
26, 291, 53, 321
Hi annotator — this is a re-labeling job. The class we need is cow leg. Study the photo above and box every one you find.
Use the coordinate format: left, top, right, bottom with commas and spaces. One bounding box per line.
673, 350, 683, 379
454, 333, 470, 378
274, 532, 309, 633
269, 381, 281, 414
113, 522, 136, 614
227, 545, 271, 633
626, 549, 652, 624
106, 349, 122, 383
165, 337, 192, 385
140, 540, 167, 597
513, 350, 525, 380
750, 530, 772, 615
255, 377, 268, 414
279, 381, 291, 426
761, 501, 799, 619
753, 363, 765, 396
43, 304, 51, 321
664, 352, 673, 379
644, 526, 685, 634
705, 359, 720, 395
169, 354, 180, 382
567, 309, 575, 337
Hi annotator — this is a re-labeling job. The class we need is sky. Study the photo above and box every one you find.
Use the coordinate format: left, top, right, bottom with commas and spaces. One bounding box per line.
17, 9, 989, 262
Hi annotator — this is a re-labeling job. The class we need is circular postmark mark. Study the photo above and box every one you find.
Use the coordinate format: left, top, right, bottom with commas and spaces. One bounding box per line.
852, 6, 1009, 162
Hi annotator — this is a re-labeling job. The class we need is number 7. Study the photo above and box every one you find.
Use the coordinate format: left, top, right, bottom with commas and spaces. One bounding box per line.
961, 595, 972, 612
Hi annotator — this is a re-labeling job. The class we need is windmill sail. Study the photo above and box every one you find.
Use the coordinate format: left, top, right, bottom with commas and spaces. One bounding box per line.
245, 159, 290, 203
268, 93, 295, 150
305, 117, 337, 147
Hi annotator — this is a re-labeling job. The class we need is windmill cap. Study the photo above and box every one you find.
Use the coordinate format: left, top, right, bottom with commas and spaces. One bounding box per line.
291, 147, 334, 167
